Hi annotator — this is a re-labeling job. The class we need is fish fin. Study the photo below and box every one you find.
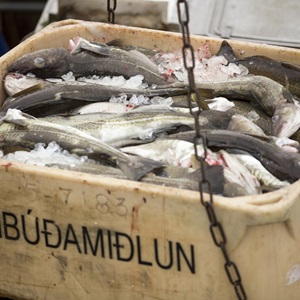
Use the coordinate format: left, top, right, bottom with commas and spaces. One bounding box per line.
260, 185, 278, 193
191, 92, 210, 110
70, 148, 91, 156
243, 132, 271, 142
110, 138, 154, 149
128, 49, 159, 69
106, 39, 125, 47
187, 164, 224, 195
79, 44, 112, 57
60, 94, 105, 102
0, 109, 35, 125
242, 55, 274, 62
11, 83, 44, 98
285, 74, 290, 90
196, 88, 215, 100
216, 40, 238, 63
282, 87, 295, 103
118, 155, 164, 181
281, 61, 300, 72
3, 118, 27, 126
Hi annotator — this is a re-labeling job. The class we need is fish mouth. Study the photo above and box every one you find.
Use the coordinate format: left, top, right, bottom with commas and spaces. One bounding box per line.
68, 37, 81, 53
9, 73, 24, 79
68, 38, 77, 52
272, 103, 300, 137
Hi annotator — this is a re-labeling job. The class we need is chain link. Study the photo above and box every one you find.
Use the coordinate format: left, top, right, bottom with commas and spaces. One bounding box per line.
107, 0, 117, 24
177, 1, 247, 299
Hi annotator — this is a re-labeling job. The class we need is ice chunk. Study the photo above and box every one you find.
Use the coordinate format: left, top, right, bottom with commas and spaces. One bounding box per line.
129, 95, 150, 106
150, 96, 174, 106
1, 142, 90, 168
155, 47, 248, 83
62, 71, 76, 81
206, 97, 235, 112
77, 74, 147, 89
1, 108, 26, 121
247, 110, 260, 121
109, 93, 129, 104
124, 75, 146, 88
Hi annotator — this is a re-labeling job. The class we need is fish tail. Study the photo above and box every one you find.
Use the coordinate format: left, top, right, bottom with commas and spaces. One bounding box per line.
118, 155, 163, 181
187, 164, 224, 195
217, 40, 238, 63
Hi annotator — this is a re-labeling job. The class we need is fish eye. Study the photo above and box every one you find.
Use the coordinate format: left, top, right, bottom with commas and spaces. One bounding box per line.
272, 115, 280, 123
34, 57, 45, 68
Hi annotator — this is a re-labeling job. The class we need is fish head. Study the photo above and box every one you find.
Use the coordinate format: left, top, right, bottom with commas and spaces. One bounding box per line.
272, 102, 300, 137
8, 48, 70, 78
4, 73, 25, 96
4, 72, 46, 97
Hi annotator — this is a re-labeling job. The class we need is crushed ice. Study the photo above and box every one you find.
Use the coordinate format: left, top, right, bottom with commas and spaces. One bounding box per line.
154, 47, 248, 83
47, 72, 148, 89
109, 94, 174, 107
0, 142, 90, 167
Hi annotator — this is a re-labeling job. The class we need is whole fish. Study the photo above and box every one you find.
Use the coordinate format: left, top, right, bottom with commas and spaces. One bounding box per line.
47, 161, 224, 194
69, 37, 158, 58
165, 129, 300, 183
8, 43, 169, 85
0, 82, 187, 117
194, 75, 298, 137
40, 107, 233, 144
195, 75, 294, 116
217, 40, 300, 97
0, 109, 163, 181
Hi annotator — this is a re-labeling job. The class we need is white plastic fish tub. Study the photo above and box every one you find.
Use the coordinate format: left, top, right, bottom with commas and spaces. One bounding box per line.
0, 20, 300, 300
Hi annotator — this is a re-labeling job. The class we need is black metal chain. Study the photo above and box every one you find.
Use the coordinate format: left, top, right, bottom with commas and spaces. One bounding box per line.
176, 1, 247, 299
107, 0, 117, 24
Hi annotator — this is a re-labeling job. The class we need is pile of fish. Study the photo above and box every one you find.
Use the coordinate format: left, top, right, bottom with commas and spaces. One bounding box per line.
0, 37, 300, 197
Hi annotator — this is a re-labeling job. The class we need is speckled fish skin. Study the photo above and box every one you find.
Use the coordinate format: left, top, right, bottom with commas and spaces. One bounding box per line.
231, 150, 290, 191
227, 114, 267, 137
48, 160, 224, 194
194, 75, 299, 138
217, 40, 300, 97
227, 100, 272, 135
0, 110, 163, 181
42, 109, 195, 143
40, 108, 233, 144
165, 129, 300, 183
0, 82, 187, 117
47, 162, 200, 192
195, 75, 294, 116
8, 45, 169, 85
